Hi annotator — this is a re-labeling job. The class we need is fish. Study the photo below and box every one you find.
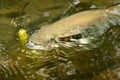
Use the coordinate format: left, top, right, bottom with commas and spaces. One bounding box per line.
26, 4, 120, 50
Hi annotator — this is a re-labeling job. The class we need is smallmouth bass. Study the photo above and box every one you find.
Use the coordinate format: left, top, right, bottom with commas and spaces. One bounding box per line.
26, 4, 120, 50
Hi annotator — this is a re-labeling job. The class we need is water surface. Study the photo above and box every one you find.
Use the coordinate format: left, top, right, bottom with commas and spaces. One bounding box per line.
0, 0, 120, 80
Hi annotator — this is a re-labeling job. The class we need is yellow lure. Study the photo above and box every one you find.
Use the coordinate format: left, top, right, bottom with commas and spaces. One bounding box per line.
18, 28, 28, 44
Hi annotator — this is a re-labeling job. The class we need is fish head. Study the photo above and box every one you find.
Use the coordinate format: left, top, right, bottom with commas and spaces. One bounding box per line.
26, 28, 58, 50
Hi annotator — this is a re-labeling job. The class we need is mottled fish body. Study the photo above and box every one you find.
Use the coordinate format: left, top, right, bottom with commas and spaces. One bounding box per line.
26, 4, 120, 50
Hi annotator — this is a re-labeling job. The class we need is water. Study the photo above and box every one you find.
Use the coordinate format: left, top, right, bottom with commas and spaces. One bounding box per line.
0, 0, 120, 80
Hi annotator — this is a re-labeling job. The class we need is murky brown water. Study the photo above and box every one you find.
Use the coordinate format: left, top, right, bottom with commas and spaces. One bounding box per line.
0, 0, 120, 80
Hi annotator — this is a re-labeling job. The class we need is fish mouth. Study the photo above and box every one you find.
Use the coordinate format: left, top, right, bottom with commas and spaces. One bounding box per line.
25, 41, 51, 50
